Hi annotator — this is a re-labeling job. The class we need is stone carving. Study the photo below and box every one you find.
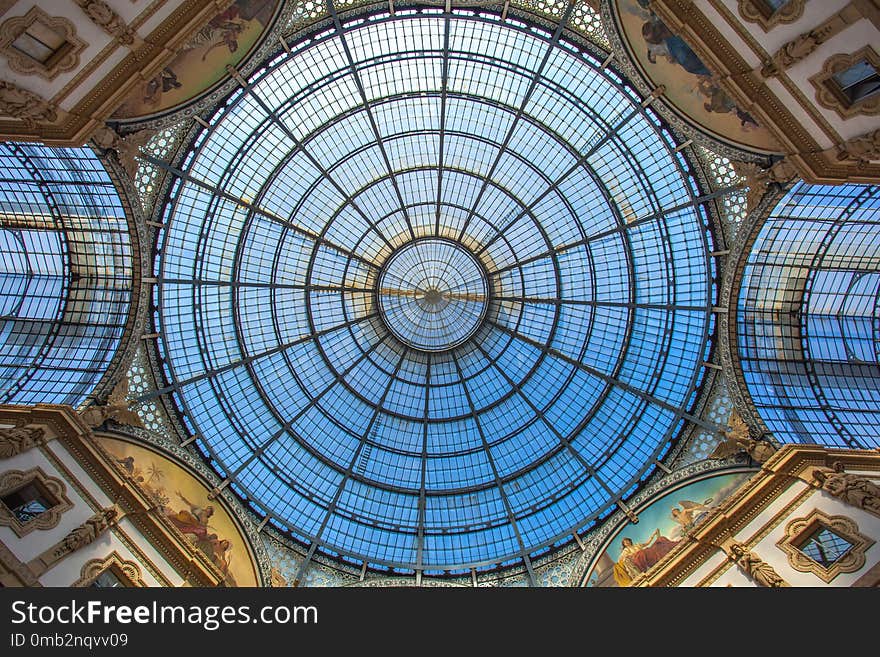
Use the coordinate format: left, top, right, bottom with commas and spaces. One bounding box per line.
73, 0, 136, 46
0, 80, 57, 127
55, 507, 118, 558
731, 158, 798, 213
74, 551, 146, 587
835, 128, 880, 169
777, 510, 874, 583
728, 542, 789, 587
761, 27, 834, 78
80, 375, 145, 429
92, 124, 155, 181
812, 462, 880, 517
0, 425, 45, 459
708, 410, 776, 463
0, 468, 73, 537
760, 5, 860, 78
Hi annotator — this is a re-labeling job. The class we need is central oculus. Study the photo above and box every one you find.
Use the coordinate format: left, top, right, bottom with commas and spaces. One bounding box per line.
377, 238, 490, 352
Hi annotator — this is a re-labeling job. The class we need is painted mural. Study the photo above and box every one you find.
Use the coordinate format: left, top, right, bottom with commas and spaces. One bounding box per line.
584, 470, 754, 587
97, 435, 259, 587
112, 0, 278, 120
613, 0, 780, 153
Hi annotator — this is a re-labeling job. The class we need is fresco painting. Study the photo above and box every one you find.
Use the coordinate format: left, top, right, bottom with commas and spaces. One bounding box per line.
615, 0, 780, 153
585, 470, 754, 587
112, 0, 277, 119
97, 436, 259, 587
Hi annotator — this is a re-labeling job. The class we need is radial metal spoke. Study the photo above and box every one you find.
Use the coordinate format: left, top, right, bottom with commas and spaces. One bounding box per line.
327, 0, 417, 241
452, 351, 537, 586
138, 312, 378, 402
142, 154, 383, 271
293, 349, 409, 583
455, 0, 579, 242
487, 320, 723, 432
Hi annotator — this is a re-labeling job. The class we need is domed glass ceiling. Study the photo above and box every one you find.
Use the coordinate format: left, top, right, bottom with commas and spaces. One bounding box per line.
154, 9, 715, 573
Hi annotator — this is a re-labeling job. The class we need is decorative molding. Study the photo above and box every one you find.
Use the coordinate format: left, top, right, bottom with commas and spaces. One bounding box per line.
727, 541, 790, 586
737, 0, 805, 32
635, 445, 880, 586
92, 124, 156, 181
72, 550, 147, 587
650, 0, 880, 182
0, 539, 40, 587
777, 509, 874, 583
73, 0, 137, 46
810, 47, 880, 118
30, 507, 119, 576
80, 375, 145, 429
0, 405, 223, 586
571, 462, 757, 586
35, 434, 174, 587
0, 7, 87, 80
0, 0, 239, 144
0, 467, 73, 538
0, 80, 57, 128
693, 482, 815, 586
97, 425, 272, 587
810, 462, 880, 518
835, 127, 880, 168
0, 425, 47, 459
760, 5, 862, 78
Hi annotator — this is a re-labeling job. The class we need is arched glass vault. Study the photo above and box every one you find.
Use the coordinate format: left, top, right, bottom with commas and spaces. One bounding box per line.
0, 143, 132, 407
151, 9, 717, 573
738, 182, 880, 449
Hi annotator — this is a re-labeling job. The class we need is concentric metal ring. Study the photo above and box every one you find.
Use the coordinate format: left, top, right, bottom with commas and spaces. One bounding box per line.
377, 238, 490, 351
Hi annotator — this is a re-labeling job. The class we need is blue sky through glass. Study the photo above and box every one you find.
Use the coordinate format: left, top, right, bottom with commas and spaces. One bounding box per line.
156, 11, 714, 571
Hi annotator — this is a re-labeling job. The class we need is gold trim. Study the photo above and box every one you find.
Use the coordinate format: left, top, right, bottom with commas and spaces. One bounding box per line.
635, 445, 880, 586
0, 7, 87, 80
653, 0, 880, 182
37, 441, 174, 587
0, 467, 73, 538
777, 509, 874, 583
0, 404, 225, 586
737, 0, 805, 32
72, 550, 147, 587
0, 0, 234, 144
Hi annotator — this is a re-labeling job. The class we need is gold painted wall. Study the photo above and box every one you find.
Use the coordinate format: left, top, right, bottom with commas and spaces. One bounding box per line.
112, 0, 278, 120
97, 436, 259, 587
613, 0, 780, 153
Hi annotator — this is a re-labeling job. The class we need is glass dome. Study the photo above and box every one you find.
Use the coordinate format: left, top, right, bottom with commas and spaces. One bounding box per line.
154, 10, 715, 572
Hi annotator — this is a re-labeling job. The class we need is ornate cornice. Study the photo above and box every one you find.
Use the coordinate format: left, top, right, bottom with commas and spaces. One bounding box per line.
648, 0, 880, 183
99, 424, 274, 587
0, 404, 224, 586
126, 0, 767, 586
0, 0, 237, 145
636, 444, 880, 586
568, 460, 756, 586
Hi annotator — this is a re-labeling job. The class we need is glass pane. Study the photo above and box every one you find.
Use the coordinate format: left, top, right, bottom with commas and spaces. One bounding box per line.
90, 569, 126, 588
799, 526, 853, 567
